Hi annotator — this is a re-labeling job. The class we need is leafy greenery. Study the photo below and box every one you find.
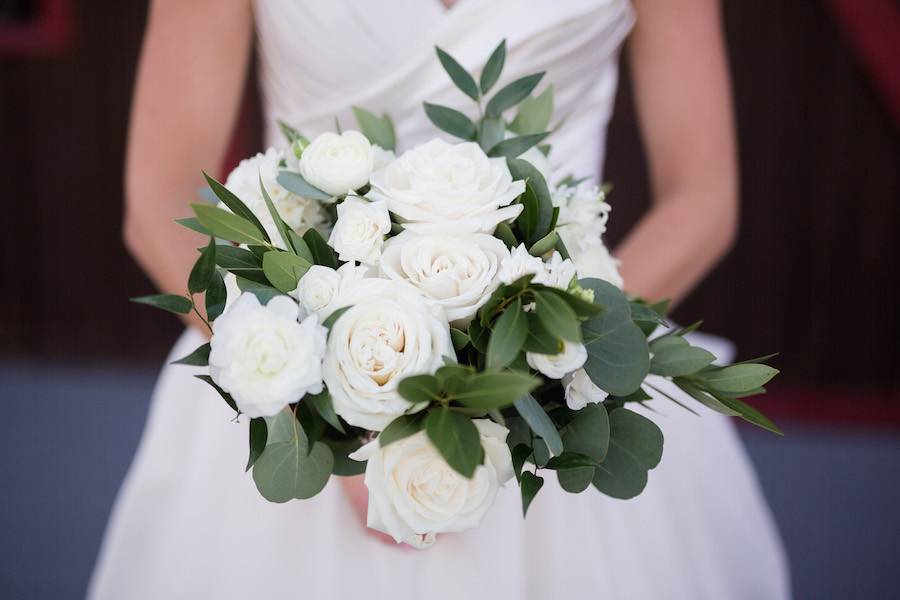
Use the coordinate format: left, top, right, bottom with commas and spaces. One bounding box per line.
591, 408, 663, 499
436, 46, 480, 101
425, 407, 481, 478
276, 171, 331, 202
424, 103, 477, 140
171, 342, 210, 366
130, 293, 192, 315
352, 106, 396, 151
479, 39, 506, 94
262, 251, 311, 293
202, 171, 270, 243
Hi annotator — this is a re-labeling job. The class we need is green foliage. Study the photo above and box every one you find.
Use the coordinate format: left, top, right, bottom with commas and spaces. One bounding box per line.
513, 394, 563, 457
175, 217, 210, 236
188, 237, 217, 294
322, 305, 352, 331
493, 222, 518, 249
262, 251, 311, 293
479, 39, 506, 94
171, 342, 210, 366
528, 230, 559, 257
258, 174, 296, 251
246, 417, 268, 471
194, 374, 239, 414
205, 270, 227, 320
425, 407, 481, 478
193, 204, 269, 246
533, 290, 581, 343
352, 106, 396, 151
424, 103, 477, 140
435, 46, 480, 101
303, 228, 339, 268
699, 364, 779, 394
486, 72, 545, 117
478, 116, 505, 152
649, 335, 716, 377
580, 278, 650, 396
379, 413, 426, 447
486, 297, 527, 369
591, 408, 663, 499
305, 390, 345, 433
520, 470, 544, 516
454, 371, 541, 410
509, 85, 554, 135
235, 277, 282, 304
398, 374, 442, 404
252, 436, 333, 503
487, 132, 550, 159
276, 171, 331, 202
202, 171, 271, 243
130, 293, 192, 315
508, 158, 553, 244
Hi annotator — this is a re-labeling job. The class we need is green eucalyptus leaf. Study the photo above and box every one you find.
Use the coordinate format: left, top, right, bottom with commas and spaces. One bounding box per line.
205, 270, 227, 320
562, 402, 609, 463
379, 413, 426, 447
188, 237, 217, 294
513, 394, 564, 457
262, 251, 311, 293
486, 72, 544, 117
425, 408, 481, 478
511, 443, 531, 482
302, 228, 339, 268
323, 437, 367, 476
435, 46, 480, 101
352, 106, 396, 151
423, 103, 477, 140
487, 132, 550, 159
699, 364, 780, 394
193, 204, 269, 246
171, 342, 210, 366
651, 345, 716, 377
557, 467, 595, 493
580, 278, 650, 396
202, 171, 271, 243
130, 293, 192, 315
591, 408, 663, 500
509, 85, 554, 135
520, 470, 544, 516
306, 389, 345, 433
523, 312, 562, 354
246, 417, 268, 471
486, 297, 527, 369
479, 39, 506, 94
533, 290, 581, 342
478, 116, 505, 152
450, 327, 470, 351
544, 452, 600, 470
276, 171, 332, 202
252, 437, 333, 502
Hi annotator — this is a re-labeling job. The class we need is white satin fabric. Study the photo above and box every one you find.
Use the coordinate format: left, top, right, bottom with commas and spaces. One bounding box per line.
89, 1, 789, 598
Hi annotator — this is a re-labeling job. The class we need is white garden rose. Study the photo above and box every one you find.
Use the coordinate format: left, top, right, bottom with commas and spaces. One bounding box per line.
563, 369, 608, 410
574, 242, 624, 289
299, 130, 374, 196
208, 293, 327, 418
328, 197, 391, 265
224, 148, 329, 246
498, 243, 547, 285
368, 139, 525, 234
379, 231, 510, 325
323, 278, 454, 430
291, 262, 368, 320
349, 419, 514, 548
526, 340, 588, 380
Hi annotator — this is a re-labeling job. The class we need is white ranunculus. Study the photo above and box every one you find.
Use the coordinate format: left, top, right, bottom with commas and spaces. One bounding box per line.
498, 243, 547, 285
291, 262, 369, 320
349, 419, 513, 548
542, 251, 579, 290
208, 294, 327, 418
526, 340, 587, 380
299, 130, 375, 196
328, 197, 391, 265
563, 369, 608, 410
323, 278, 454, 430
379, 231, 510, 326
574, 242, 624, 289
368, 139, 525, 234
224, 148, 329, 246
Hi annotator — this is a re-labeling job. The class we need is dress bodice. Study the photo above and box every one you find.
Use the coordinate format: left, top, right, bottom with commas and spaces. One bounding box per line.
253, 0, 634, 179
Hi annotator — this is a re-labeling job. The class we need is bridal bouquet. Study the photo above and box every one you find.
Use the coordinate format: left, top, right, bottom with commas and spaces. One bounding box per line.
133, 41, 780, 548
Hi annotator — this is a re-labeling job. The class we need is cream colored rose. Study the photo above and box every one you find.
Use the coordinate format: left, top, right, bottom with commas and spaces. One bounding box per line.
208, 294, 327, 417
327, 197, 391, 265
299, 130, 374, 196
349, 419, 514, 548
322, 278, 454, 430
291, 262, 368, 320
379, 231, 509, 326
526, 340, 587, 380
368, 139, 525, 234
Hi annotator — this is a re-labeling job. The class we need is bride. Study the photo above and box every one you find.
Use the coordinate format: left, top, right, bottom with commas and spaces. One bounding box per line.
91, 0, 789, 598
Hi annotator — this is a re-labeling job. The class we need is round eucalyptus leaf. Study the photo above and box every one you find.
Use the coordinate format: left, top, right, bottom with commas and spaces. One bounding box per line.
252, 439, 333, 503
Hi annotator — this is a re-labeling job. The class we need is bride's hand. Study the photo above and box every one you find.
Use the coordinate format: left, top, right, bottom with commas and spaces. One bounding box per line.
339, 475, 402, 546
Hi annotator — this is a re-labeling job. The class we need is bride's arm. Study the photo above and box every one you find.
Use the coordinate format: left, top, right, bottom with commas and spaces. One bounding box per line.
614, 0, 738, 306
123, 0, 253, 329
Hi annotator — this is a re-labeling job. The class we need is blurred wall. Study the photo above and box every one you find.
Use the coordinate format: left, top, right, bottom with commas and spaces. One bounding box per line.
1, 1, 898, 394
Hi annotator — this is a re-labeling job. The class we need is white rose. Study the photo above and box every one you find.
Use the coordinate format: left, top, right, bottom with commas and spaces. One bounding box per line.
368, 139, 525, 234
552, 183, 611, 255
379, 231, 509, 326
328, 197, 391, 265
563, 369, 608, 410
498, 243, 547, 285
526, 340, 587, 380
209, 293, 327, 418
574, 242, 624, 289
300, 130, 374, 196
323, 278, 454, 430
349, 419, 513, 548
542, 251, 578, 290
224, 148, 329, 246
372, 145, 395, 170
291, 262, 368, 320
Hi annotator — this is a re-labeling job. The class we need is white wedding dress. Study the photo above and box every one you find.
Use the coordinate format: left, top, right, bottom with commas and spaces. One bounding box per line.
89, 1, 790, 598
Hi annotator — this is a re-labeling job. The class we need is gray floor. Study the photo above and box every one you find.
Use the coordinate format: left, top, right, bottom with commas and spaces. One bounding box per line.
1, 362, 899, 599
